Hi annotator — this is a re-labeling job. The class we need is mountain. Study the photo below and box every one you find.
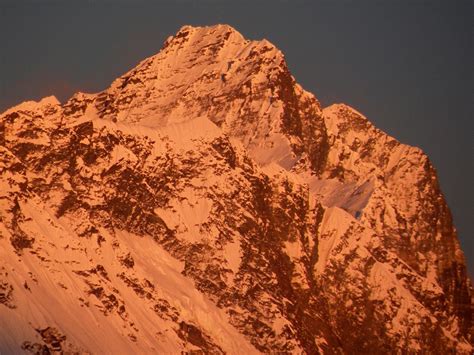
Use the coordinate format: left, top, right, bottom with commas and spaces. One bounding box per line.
0, 24, 472, 354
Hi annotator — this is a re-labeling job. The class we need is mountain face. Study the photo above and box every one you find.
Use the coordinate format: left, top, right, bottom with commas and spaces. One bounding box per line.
0, 24, 472, 354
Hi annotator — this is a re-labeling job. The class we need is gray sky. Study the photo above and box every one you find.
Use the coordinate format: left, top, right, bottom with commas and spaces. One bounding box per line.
1, 0, 472, 275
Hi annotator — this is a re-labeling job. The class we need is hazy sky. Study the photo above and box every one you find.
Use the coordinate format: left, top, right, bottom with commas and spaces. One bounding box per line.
1, 0, 472, 274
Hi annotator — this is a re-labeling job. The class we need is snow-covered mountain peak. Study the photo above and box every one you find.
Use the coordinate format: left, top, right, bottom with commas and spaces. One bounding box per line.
60, 24, 321, 173
64, 25, 287, 129
164, 23, 249, 50
1, 24, 472, 354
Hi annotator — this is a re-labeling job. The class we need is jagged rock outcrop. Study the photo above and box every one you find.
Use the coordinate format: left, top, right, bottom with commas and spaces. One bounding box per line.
0, 24, 472, 354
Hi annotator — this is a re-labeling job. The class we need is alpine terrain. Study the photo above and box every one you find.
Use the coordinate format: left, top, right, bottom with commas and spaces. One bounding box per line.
1, 24, 472, 354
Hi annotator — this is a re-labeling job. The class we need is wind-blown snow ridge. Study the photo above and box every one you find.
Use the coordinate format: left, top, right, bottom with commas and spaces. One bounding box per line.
0, 24, 472, 354
1, 95, 60, 116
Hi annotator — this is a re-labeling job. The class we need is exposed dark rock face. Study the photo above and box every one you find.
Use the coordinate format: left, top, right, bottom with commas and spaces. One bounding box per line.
0, 24, 471, 354
0, 268, 16, 309
274, 61, 329, 175
21, 326, 87, 355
